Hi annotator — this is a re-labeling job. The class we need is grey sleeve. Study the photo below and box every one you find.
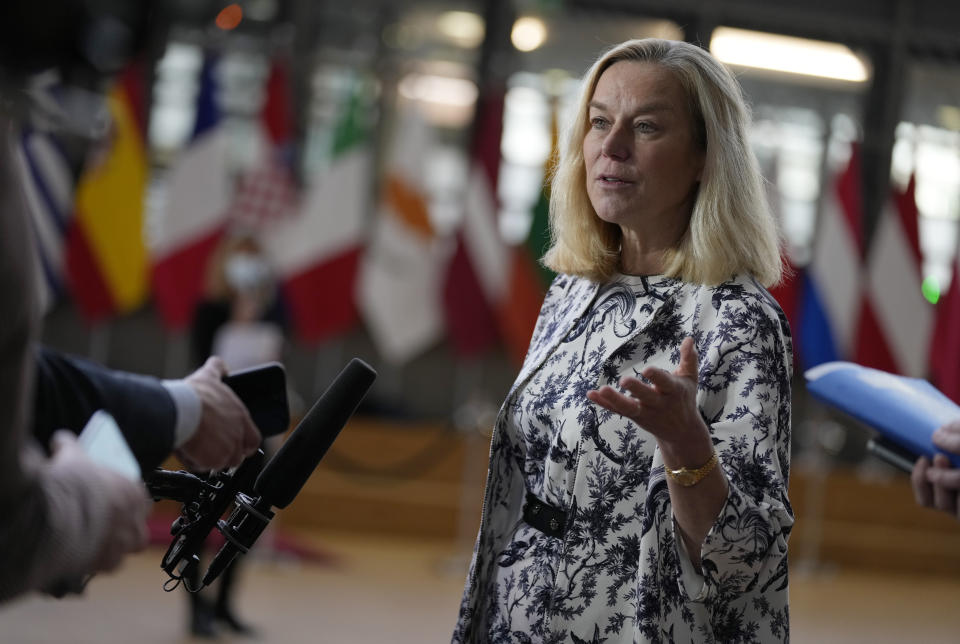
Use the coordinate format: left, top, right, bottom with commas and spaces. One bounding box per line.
0, 120, 109, 602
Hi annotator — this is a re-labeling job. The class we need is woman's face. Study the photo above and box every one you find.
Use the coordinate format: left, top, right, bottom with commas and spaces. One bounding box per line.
583, 61, 705, 239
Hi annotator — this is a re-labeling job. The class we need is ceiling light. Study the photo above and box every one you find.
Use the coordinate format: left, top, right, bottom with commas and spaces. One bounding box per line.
398, 73, 478, 128
511, 17, 547, 53
937, 105, 960, 131
437, 11, 485, 49
710, 27, 869, 83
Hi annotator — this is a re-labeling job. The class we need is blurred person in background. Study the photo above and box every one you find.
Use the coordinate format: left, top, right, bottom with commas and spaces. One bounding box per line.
912, 419, 960, 521
0, 0, 260, 603
453, 38, 793, 643
192, 234, 286, 378
184, 233, 287, 637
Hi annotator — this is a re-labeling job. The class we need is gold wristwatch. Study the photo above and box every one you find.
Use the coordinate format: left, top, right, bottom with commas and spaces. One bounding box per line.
665, 450, 718, 487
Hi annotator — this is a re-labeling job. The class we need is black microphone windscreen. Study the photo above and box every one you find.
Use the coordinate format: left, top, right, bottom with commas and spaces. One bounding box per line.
253, 358, 376, 509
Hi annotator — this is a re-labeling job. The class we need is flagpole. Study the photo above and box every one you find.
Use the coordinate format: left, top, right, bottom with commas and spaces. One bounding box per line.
312, 337, 345, 398
791, 384, 829, 574
163, 329, 190, 379
447, 355, 495, 568
442, 0, 515, 570
87, 320, 111, 365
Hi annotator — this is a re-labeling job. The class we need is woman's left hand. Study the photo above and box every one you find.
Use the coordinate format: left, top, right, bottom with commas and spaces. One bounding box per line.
587, 337, 708, 446
590, 337, 725, 565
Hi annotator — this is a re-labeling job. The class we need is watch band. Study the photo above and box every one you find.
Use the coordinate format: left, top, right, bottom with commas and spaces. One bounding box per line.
665, 450, 719, 487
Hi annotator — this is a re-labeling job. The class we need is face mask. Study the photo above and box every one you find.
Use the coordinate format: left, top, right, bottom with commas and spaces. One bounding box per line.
224, 252, 271, 292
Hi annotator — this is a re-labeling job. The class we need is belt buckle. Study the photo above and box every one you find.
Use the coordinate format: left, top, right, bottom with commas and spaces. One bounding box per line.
523, 493, 566, 539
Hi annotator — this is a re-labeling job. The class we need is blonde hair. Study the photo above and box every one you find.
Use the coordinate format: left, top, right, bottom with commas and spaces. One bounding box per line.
543, 38, 783, 287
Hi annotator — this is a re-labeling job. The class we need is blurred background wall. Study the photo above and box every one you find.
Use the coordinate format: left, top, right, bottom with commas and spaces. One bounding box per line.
26, 0, 960, 574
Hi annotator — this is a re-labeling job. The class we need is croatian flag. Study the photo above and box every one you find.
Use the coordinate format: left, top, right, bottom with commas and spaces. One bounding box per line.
229, 58, 299, 233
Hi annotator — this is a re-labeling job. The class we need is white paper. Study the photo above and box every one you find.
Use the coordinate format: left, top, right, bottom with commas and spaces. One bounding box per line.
77, 410, 141, 481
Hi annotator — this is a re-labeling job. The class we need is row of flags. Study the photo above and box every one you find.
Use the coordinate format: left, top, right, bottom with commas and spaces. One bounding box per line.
22, 59, 556, 370
23, 58, 960, 406
770, 142, 960, 404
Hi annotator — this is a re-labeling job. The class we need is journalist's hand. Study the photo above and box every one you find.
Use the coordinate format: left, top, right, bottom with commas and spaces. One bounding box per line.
176, 356, 261, 472
48, 430, 150, 573
911, 420, 960, 521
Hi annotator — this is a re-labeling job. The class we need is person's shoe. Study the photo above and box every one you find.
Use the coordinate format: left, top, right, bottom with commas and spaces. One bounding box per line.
214, 605, 258, 637
190, 601, 217, 639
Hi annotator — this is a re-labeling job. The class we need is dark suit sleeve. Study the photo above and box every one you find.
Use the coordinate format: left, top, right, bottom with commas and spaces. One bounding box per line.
32, 346, 177, 471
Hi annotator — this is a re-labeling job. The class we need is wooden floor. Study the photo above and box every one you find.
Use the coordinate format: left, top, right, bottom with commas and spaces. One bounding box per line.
2, 531, 959, 643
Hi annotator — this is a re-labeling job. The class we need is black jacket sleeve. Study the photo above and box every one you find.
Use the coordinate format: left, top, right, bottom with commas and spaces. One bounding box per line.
32, 346, 178, 472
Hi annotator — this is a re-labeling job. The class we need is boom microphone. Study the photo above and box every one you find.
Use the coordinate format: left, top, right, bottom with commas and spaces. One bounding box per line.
255, 358, 377, 508
200, 358, 377, 586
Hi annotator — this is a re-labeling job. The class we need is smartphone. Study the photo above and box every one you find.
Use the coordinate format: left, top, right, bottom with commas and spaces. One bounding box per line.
866, 436, 917, 474
222, 362, 290, 437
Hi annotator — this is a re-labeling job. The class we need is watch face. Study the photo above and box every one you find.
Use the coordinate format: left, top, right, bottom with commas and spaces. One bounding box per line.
674, 471, 698, 486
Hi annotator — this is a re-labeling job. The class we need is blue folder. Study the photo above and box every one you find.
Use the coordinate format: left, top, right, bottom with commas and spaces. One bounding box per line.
805, 361, 960, 468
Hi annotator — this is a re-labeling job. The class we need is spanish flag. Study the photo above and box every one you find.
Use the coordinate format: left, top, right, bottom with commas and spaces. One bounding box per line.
65, 64, 149, 321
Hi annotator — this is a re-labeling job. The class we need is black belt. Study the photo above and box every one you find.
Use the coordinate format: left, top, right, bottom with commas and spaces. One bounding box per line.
523, 492, 567, 539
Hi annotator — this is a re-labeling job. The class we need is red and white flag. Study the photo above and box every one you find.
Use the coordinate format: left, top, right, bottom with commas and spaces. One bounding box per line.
229, 59, 299, 232
441, 87, 509, 358
855, 174, 932, 376
230, 160, 299, 231
930, 251, 960, 403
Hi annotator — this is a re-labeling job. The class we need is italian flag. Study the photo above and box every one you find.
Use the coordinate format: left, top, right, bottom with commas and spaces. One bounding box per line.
262, 75, 371, 344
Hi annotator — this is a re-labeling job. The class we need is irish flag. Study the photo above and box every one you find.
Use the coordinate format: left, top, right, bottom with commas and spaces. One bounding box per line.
356, 103, 446, 364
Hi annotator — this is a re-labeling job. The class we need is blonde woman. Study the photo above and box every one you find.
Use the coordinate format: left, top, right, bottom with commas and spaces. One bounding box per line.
453, 39, 792, 643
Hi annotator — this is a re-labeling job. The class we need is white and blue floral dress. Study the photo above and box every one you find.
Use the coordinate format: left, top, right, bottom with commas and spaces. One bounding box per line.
453, 272, 794, 643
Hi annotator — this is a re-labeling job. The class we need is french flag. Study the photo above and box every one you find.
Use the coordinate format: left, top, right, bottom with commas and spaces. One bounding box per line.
149, 55, 232, 330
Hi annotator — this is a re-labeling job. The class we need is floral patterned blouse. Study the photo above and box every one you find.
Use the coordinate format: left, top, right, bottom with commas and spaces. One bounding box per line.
453, 273, 794, 643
